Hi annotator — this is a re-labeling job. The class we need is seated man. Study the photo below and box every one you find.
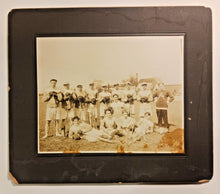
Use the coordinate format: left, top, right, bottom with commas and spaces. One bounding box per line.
117, 110, 135, 136
99, 107, 118, 141
85, 108, 118, 143
69, 116, 83, 140
132, 112, 154, 142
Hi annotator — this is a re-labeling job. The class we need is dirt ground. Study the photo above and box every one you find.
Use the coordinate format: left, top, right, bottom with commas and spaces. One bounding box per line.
38, 95, 184, 153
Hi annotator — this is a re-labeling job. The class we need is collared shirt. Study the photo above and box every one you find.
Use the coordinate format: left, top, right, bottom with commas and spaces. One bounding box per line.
62, 89, 74, 109
98, 91, 111, 103
122, 88, 136, 102
137, 89, 153, 102
100, 117, 117, 130
111, 88, 122, 100
87, 88, 98, 100
118, 116, 135, 129
110, 101, 124, 116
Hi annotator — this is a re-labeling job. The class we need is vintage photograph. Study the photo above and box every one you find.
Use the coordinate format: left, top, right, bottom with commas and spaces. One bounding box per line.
37, 36, 184, 153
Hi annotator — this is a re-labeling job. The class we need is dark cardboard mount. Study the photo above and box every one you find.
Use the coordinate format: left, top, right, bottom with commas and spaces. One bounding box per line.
8, 7, 213, 184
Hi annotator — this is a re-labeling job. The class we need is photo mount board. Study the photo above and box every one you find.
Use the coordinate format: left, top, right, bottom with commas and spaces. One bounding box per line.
9, 7, 212, 184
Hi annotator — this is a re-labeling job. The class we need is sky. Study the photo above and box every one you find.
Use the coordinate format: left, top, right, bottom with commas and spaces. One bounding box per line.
37, 36, 184, 92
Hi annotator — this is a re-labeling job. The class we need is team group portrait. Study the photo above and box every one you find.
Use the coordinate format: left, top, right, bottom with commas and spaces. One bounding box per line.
37, 36, 184, 153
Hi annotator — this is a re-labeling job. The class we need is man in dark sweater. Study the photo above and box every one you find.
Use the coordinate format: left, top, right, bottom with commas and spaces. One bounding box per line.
153, 83, 174, 129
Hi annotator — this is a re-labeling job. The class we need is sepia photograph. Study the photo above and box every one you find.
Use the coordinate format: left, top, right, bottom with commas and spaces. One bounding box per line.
37, 35, 184, 153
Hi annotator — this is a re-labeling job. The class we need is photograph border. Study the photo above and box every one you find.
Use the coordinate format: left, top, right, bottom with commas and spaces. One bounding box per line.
9, 7, 212, 183
35, 33, 185, 155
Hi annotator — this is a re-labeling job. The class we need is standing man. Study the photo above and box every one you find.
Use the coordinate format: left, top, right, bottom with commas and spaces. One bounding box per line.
111, 82, 122, 101
98, 83, 111, 120
110, 93, 124, 119
42, 79, 63, 138
60, 83, 75, 136
137, 82, 153, 117
86, 82, 98, 127
122, 82, 136, 117
153, 82, 174, 129
74, 84, 87, 122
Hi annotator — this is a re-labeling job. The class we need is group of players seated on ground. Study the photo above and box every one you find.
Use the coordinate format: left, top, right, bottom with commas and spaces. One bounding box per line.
42, 79, 174, 142
68, 109, 153, 143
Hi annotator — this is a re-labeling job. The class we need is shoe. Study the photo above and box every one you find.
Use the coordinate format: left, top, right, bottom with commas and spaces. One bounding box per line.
42, 135, 48, 139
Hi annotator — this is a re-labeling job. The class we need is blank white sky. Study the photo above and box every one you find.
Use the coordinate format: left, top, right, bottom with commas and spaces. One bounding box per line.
37, 36, 184, 92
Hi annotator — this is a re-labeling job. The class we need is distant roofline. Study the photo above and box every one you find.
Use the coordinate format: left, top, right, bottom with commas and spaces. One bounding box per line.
166, 84, 182, 86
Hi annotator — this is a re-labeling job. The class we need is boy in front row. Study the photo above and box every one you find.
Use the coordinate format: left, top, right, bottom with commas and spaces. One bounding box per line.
68, 116, 83, 139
